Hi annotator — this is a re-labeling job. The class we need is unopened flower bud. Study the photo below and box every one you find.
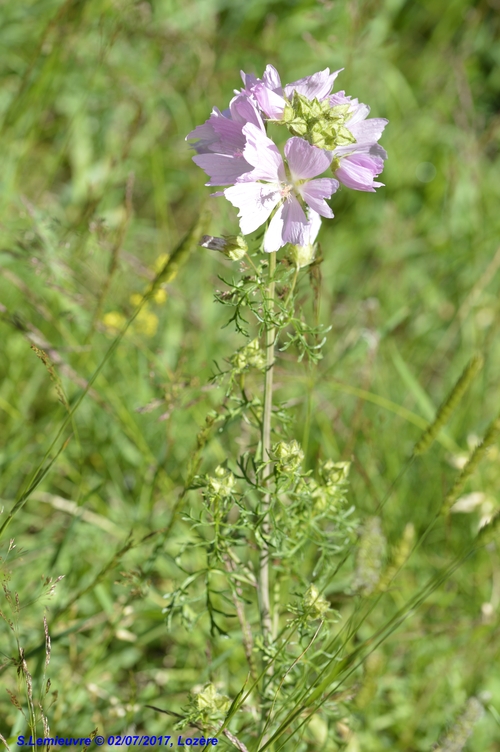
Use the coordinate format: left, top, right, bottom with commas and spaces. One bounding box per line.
200, 234, 247, 261
207, 465, 236, 498
320, 459, 350, 486
303, 584, 330, 620
231, 338, 266, 372
271, 439, 304, 473
289, 241, 316, 269
194, 683, 231, 713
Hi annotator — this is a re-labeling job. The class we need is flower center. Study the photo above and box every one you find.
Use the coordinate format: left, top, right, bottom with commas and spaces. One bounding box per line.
280, 183, 294, 199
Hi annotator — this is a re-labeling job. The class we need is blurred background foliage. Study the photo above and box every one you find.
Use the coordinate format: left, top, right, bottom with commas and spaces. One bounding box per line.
1, 0, 500, 748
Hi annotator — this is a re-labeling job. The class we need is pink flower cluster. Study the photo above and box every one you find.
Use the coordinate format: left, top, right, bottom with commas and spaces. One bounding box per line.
187, 66, 387, 253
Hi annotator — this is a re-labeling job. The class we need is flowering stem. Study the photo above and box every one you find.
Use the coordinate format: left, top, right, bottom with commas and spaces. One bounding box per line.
259, 251, 276, 642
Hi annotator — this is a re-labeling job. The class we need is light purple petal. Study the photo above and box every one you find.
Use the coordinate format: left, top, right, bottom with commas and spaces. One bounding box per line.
206, 118, 246, 155
263, 196, 309, 252
328, 91, 351, 106
284, 68, 343, 101
224, 183, 281, 234
186, 120, 217, 149
281, 195, 308, 245
193, 153, 253, 186
240, 70, 259, 93
369, 143, 388, 160
334, 154, 384, 192
345, 102, 371, 125
284, 137, 332, 181
242, 123, 285, 181
186, 108, 228, 153
229, 95, 265, 129
329, 92, 370, 124
262, 64, 283, 93
304, 210, 322, 245
348, 117, 388, 146
252, 83, 286, 120
187, 102, 260, 157
299, 178, 338, 217
263, 205, 285, 253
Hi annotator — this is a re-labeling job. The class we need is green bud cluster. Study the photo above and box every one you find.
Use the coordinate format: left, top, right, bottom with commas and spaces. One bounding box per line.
320, 459, 350, 486
231, 337, 266, 372
206, 465, 236, 499
281, 91, 356, 151
271, 439, 304, 473
195, 682, 231, 714
303, 584, 330, 620
175, 683, 231, 730
301, 460, 350, 511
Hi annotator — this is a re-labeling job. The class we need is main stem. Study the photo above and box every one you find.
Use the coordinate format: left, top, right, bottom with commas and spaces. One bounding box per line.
259, 251, 276, 642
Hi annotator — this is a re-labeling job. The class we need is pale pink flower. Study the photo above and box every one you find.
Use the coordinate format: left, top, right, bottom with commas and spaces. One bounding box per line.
224, 124, 338, 253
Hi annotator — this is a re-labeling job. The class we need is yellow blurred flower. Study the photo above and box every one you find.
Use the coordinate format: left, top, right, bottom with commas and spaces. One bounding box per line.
130, 293, 143, 307
102, 311, 126, 333
153, 287, 167, 304
153, 253, 169, 273
136, 308, 158, 337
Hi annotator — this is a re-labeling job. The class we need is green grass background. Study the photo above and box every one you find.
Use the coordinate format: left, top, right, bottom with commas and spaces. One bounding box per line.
1, 0, 500, 748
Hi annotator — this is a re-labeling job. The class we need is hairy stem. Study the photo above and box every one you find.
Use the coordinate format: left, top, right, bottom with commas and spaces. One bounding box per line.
259, 251, 276, 642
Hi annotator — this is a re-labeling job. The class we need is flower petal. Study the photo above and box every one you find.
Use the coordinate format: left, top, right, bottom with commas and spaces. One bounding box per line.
348, 117, 388, 146
262, 64, 283, 93
252, 83, 286, 119
186, 108, 228, 153
284, 68, 343, 101
242, 123, 285, 181
240, 70, 259, 93
281, 195, 308, 245
263, 205, 285, 253
229, 95, 265, 129
334, 154, 384, 192
284, 137, 332, 181
304, 209, 322, 246
224, 183, 281, 235
299, 178, 339, 217
193, 153, 253, 186
369, 143, 388, 160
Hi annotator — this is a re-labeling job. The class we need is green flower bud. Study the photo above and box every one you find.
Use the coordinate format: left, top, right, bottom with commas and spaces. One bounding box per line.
320, 459, 350, 486
231, 338, 266, 372
288, 117, 308, 137
279, 92, 356, 151
303, 584, 330, 619
288, 241, 316, 269
195, 683, 231, 714
336, 125, 357, 146
207, 465, 236, 498
245, 338, 266, 369
271, 439, 304, 473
